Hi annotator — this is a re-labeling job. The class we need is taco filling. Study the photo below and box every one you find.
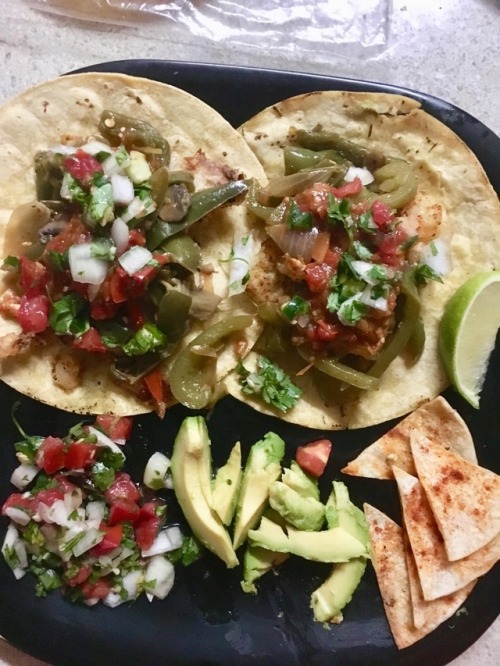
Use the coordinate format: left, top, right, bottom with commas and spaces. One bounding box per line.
0, 108, 251, 415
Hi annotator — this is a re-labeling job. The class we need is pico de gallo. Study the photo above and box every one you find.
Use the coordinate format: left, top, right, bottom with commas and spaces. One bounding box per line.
1, 411, 202, 606
243, 127, 443, 405
1, 111, 249, 415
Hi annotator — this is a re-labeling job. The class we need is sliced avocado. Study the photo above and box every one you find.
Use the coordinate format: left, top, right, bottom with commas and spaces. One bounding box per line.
170, 416, 238, 568
211, 441, 242, 526
248, 516, 368, 562
241, 545, 289, 594
310, 481, 369, 623
281, 461, 320, 500
232, 432, 285, 550
124, 150, 152, 184
269, 481, 325, 531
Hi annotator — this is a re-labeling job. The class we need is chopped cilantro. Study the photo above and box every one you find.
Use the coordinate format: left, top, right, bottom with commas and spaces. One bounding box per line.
90, 238, 116, 261
88, 179, 114, 224
91, 461, 116, 491
23, 522, 45, 547
357, 210, 378, 233
30, 473, 59, 493
122, 323, 167, 356
49, 292, 90, 336
286, 201, 313, 230
32, 567, 63, 597
327, 196, 351, 226
45, 250, 69, 272
412, 264, 444, 285
353, 241, 372, 260
2, 255, 20, 271
337, 296, 368, 326
281, 295, 309, 321
237, 356, 302, 413
168, 535, 204, 566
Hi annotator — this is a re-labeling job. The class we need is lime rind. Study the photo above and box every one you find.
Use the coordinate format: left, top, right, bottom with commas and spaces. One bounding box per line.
439, 271, 500, 409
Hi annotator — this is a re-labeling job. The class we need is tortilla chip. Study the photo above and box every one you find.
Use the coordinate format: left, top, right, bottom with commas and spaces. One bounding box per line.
403, 532, 475, 630
342, 397, 477, 479
394, 466, 500, 600
410, 433, 500, 561
226, 90, 500, 429
364, 503, 473, 649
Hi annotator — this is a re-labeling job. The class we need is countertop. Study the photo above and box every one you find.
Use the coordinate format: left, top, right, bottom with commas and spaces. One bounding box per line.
0, 1, 498, 664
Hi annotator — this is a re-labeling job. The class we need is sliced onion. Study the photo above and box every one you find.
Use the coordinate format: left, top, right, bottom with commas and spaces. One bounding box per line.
118, 245, 152, 276
64, 488, 84, 512
69, 242, 109, 285
111, 217, 130, 257
228, 233, 255, 296
103, 591, 126, 608
4, 507, 31, 526
111, 174, 135, 205
86, 501, 106, 527
81, 140, 113, 156
141, 525, 183, 557
311, 231, 330, 262
419, 237, 451, 277
122, 569, 144, 600
144, 555, 175, 600
344, 166, 374, 185
121, 197, 146, 223
358, 285, 389, 311
143, 452, 171, 490
87, 426, 125, 460
10, 463, 39, 490
267, 224, 320, 262
102, 153, 122, 178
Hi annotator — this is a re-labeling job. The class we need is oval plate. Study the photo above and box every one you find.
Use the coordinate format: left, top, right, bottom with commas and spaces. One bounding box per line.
0, 60, 498, 666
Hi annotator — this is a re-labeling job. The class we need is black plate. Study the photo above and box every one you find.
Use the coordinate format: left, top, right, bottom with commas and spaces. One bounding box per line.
1, 61, 498, 666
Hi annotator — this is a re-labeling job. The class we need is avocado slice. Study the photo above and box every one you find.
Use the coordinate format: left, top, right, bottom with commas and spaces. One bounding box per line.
269, 481, 325, 531
281, 461, 320, 500
241, 545, 289, 594
170, 416, 238, 568
211, 441, 242, 526
310, 481, 369, 623
248, 516, 369, 562
232, 432, 285, 550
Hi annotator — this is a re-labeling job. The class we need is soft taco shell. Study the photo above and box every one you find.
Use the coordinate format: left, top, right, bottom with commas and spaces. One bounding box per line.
225, 91, 500, 429
342, 396, 477, 479
0, 72, 266, 415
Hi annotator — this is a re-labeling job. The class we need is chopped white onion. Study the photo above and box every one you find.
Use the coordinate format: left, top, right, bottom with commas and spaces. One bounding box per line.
81, 140, 113, 156
118, 245, 153, 276
4, 507, 31, 526
111, 174, 135, 205
14, 540, 28, 570
111, 217, 130, 256
62, 526, 104, 558
122, 569, 144, 600
48, 144, 76, 156
141, 526, 183, 558
144, 555, 175, 600
87, 426, 126, 461
143, 452, 171, 490
358, 285, 389, 311
419, 237, 451, 277
64, 488, 84, 512
10, 463, 39, 490
103, 591, 126, 608
164, 474, 174, 490
84, 598, 100, 607
86, 501, 106, 527
60, 172, 73, 200
102, 154, 122, 178
344, 166, 374, 185
228, 233, 255, 296
351, 260, 393, 285
121, 196, 146, 223
68, 243, 109, 285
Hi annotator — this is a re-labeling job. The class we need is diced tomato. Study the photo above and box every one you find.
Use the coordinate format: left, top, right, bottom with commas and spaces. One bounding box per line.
295, 439, 332, 478
20, 257, 48, 296
17, 294, 50, 333
45, 216, 90, 254
375, 227, 409, 268
371, 200, 394, 228
307, 319, 338, 342
91, 524, 123, 557
2, 493, 35, 516
128, 229, 146, 247
72, 328, 107, 353
125, 300, 146, 330
104, 472, 141, 504
34, 488, 65, 508
108, 499, 141, 526
35, 436, 66, 474
131, 265, 158, 289
331, 177, 363, 198
304, 262, 334, 294
109, 266, 130, 304
144, 367, 166, 406
66, 564, 92, 588
152, 252, 169, 267
64, 442, 98, 469
322, 248, 342, 270
53, 474, 78, 494
95, 415, 133, 442
135, 515, 160, 552
63, 150, 103, 185
81, 578, 112, 600
95, 416, 133, 442
139, 501, 162, 520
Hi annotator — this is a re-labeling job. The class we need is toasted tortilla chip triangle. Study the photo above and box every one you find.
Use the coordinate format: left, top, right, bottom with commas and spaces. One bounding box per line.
342, 397, 476, 480
410, 433, 500, 561
393, 466, 500, 600
403, 532, 475, 630
364, 504, 471, 649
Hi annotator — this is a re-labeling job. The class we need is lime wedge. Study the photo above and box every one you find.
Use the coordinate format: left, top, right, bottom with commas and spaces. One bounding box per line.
439, 271, 500, 408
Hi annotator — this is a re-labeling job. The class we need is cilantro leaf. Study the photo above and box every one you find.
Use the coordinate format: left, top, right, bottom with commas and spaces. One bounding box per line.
49, 293, 90, 336
237, 356, 301, 413
122, 323, 167, 356
286, 201, 313, 230
327, 196, 350, 226
412, 264, 444, 285
45, 250, 69, 272
2, 255, 20, 271
168, 535, 204, 567
281, 295, 309, 321
337, 296, 368, 326
91, 461, 116, 491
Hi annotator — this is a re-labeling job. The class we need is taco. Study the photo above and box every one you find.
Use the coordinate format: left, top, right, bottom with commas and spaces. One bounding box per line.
224, 91, 500, 429
0, 72, 266, 416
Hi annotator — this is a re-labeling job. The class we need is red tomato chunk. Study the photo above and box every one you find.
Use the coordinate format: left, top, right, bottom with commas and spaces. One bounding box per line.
295, 439, 332, 478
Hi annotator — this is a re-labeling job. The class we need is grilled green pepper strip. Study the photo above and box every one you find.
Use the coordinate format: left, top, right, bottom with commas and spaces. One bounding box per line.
149, 166, 170, 208
284, 146, 349, 174
246, 180, 276, 221
169, 314, 252, 409
369, 159, 417, 210
407, 315, 425, 363
292, 128, 369, 167
34, 151, 64, 200
160, 236, 201, 272
156, 290, 192, 342
168, 170, 196, 192
297, 347, 380, 390
98, 110, 170, 169
147, 180, 249, 249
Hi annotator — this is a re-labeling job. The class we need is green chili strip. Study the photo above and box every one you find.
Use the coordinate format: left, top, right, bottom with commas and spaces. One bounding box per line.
292, 128, 369, 167
284, 146, 349, 174
297, 347, 379, 390
169, 314, 253, 409
147, 180, 249, 249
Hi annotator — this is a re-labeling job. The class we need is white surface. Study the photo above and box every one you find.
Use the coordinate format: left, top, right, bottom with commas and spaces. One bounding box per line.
0, 1, 498, 664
